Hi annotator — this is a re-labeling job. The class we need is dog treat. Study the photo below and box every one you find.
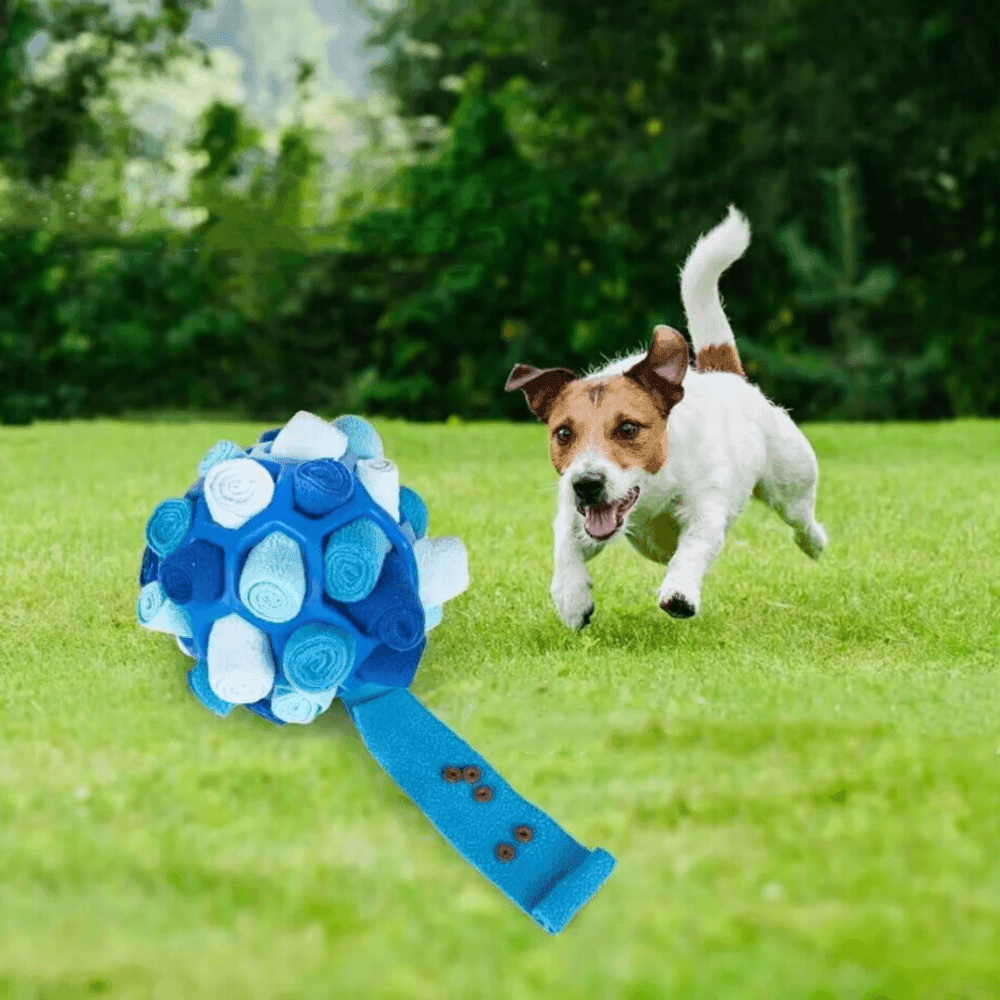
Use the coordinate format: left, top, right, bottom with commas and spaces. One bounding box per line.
135, 410, 614, 933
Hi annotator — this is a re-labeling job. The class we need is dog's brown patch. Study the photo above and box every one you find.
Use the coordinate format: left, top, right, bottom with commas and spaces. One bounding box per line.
696, 342, 745, 377
504, 364, 577, 421
588, 383, 607, 407
545, 329, 689, 475
508, 327, 689, 476
547, 376, 670, 473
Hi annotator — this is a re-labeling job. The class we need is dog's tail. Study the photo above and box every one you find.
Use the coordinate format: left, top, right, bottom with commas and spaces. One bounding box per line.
679, 205, 750, 376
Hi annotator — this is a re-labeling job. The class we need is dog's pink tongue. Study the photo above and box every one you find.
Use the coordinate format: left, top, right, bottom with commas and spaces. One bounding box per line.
585, 503, 618, 538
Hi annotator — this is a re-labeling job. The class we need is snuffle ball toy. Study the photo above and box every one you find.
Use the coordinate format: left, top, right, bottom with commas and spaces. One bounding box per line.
136, 411, 615, 934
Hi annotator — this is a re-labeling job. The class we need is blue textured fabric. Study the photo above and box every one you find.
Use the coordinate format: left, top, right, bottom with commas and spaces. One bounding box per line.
258, 428, 281, 444
139, 546, 159, 586
292, 459, 354, 518
323, 517, 392, 603
145, 498, 194, 557
345, 550, 424, 651
350, 638, 425, 688
136, 581, 193, 637
270, 665, 337, 724
136, 415, 617, 934
398, 486, 428, 539
160, 539, 225, 605
197, 439, 244, 477
343, 688, 616, 934
238, 530, 307, 623
270, 675, 321, 724
245, 698, 286, 725
187, 661, 235, 717
138, 433, 420, 721
334, 415, 384, 459
282, 622, 355, 692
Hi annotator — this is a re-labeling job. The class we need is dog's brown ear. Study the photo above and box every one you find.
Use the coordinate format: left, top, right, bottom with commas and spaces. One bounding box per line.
505, 364, 577, 422
625, 325, 688, 416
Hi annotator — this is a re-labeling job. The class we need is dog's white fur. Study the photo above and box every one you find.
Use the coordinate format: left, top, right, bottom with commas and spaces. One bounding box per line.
551, 206, 827, 629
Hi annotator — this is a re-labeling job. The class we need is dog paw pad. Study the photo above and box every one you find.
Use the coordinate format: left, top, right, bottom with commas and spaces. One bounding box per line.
660, 594, 696, 619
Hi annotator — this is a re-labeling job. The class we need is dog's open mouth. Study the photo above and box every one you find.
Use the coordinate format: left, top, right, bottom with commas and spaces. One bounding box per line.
580, 487, 640, 540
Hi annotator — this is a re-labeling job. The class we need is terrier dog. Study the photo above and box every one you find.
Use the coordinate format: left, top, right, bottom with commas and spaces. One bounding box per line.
505, 206, 827, 630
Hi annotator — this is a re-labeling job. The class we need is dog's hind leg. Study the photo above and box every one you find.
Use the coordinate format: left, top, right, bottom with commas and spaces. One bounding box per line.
754, 417, 827, 560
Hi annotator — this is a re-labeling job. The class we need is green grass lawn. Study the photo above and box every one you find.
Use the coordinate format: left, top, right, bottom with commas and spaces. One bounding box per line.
1, 416, 999, 1000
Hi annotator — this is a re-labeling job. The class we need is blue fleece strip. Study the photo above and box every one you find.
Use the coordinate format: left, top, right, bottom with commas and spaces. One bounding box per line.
342, 688, 616, 934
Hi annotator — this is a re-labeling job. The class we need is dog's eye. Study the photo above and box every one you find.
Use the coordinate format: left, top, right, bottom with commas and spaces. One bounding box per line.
554, 426, 573, 444
618, 421, 640, 438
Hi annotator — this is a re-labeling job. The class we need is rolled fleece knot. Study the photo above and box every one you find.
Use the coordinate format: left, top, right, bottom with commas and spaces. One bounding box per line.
204, 458, 275, 530
413, 536, 470, 608
335, 414, 385, 459
399, 486, 428, 539
292, 459, 354, 518
137, 581, 193, 637
348, 550, 425, 651
282, 622, 355, 693
145, 498, 194, 557
160, 539, 225, 605
271, 410, 348, 461
324, 518, 392, 603
207, 613, 275, 704
187, 660, 234, 717
270, 671, 336, 725
239, 531, 306, 624
356, 457, 400, 522
197, 439, 245, 477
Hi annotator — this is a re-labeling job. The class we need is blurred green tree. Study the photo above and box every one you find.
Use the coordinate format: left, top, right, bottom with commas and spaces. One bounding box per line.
0, 0, 209, 183
348, 74, 632, 419
364, 0, 1000, 419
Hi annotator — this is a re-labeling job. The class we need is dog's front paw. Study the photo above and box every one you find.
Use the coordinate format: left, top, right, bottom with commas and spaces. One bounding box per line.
657, 580, 700, 619
660, 593, 696, 618
795, 522, 828, 561
551, 573, 595, 630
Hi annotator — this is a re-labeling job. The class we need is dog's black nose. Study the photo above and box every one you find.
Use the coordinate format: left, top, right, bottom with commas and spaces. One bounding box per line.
572, 472, 606, 506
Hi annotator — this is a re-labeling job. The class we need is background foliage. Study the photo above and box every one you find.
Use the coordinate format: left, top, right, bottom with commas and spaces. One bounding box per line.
1, 0, 998, 424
